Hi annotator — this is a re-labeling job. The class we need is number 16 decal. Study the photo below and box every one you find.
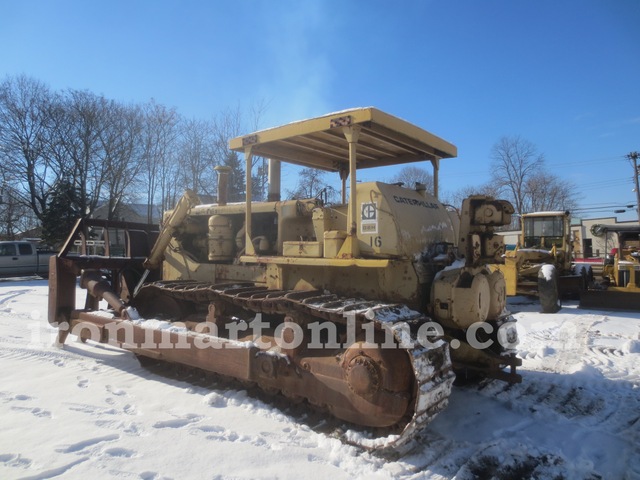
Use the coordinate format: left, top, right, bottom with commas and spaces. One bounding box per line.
369, 236, 382, 247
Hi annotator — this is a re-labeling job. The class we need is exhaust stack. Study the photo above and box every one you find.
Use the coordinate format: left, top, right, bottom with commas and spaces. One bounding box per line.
268, 158, 281, 202
215, 165, 232, 206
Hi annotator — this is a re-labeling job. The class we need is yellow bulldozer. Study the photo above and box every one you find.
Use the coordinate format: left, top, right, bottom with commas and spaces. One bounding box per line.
48, 107, 520, 450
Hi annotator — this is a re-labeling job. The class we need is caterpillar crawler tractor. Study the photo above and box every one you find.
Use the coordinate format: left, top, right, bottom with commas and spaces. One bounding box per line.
49, 108, 520, 450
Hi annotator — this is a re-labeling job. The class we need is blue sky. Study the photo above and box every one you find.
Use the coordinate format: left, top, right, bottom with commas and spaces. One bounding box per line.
2, 0, 639, 220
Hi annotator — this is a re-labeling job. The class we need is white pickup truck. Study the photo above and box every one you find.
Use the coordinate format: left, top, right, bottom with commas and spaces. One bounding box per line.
0, 241, 56, 278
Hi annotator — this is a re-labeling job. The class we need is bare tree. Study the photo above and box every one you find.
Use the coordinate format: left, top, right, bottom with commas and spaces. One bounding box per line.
525, 173, 578, 213
446, 183, 500, 211
176, 118, 216, 197
0, 181, 30, 239
141, 100, 181, 221
247, 100, 269, 200
490, 135, 578, 219
100, 102, 145, 220
210, 106, 242, 163
210, 107, 244, 201
0, 75, 55, 221
210, 102, 271, 202
50, 89, 110, 218
287, 167, 338, 203
0, 73, 272, 233
490, 135, 545, 216
390, 165, 434, 193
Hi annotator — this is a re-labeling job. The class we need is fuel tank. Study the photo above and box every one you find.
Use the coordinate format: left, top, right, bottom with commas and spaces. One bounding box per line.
355, 182, 456, 258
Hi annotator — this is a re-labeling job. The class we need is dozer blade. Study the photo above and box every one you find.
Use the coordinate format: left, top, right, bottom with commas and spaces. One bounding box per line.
580, 289, 640, 311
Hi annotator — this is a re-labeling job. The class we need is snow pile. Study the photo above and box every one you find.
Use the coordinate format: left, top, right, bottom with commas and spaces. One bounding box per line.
0, 280, 639, 479
540, 263, 556, 281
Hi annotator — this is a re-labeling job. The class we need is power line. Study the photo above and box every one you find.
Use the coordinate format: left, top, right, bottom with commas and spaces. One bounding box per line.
576, 178, 633, 188
626, 151, 640, 224
577, 200, 636, 207
545, 154, 626, 168
573, 206, 636, 212
443, 154, 628, 179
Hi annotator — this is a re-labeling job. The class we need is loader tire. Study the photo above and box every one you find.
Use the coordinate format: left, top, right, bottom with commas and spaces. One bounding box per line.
538, 264, 560, 313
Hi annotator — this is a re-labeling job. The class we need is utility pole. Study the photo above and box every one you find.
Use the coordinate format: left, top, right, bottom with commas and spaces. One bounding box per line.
628, 151, 640, 224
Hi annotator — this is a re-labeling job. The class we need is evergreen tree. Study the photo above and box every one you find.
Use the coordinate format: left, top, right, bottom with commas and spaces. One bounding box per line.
251, 157, 268, 201
223, 151, 245, 202
41, 180, 82, 248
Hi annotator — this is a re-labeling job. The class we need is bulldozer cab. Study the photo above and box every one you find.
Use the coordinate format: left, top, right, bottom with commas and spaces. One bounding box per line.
522, 212, 569, 250
520, 211, 572, 273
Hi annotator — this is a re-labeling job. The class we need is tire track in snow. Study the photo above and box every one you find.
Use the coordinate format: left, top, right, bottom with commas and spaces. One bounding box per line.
0, 340, 144, 378
0, 345, 77, 364
550, 314, 598, 374
424, 306, 640, 480
465, 370, 640, 478
0, 289, 34, 309
477, 373, 639, 436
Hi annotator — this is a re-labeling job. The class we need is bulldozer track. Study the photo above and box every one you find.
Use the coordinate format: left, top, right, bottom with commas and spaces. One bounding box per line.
134, 280, 456, 451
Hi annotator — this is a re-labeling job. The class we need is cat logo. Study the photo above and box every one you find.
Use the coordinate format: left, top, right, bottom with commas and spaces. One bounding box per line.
362, 203, 377, 221
361, 202, 378, 234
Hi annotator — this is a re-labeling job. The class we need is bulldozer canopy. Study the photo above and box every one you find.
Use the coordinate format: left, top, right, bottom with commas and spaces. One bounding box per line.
228, 107, 457, 172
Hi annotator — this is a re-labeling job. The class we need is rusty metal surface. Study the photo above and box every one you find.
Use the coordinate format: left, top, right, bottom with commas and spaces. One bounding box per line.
58, 218, 159, 257
47, 255, 78, 327
81, 270, 128, 317
49, 218, 159, 326
60, 280, 456, 449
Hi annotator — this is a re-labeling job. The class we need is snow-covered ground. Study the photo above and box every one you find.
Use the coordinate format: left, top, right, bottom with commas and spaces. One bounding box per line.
0, 278, 638, 480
